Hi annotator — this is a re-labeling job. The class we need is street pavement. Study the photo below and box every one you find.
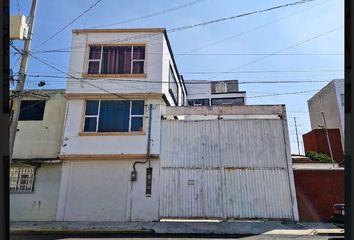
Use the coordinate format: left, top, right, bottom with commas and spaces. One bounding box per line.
10, 234, 345, 240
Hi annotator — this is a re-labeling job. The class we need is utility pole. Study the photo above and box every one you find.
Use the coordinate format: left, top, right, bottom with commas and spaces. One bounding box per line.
9, 0, 38, 161
321, 111, 335, 167
294, 117, 301, 155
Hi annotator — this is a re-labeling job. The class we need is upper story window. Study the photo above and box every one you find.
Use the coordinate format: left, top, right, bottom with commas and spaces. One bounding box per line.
19, 100, 46, 121
340, 93, 344, 106
88, 45, 145, 75
84, 100, 144, 133
211, 97, 244, 106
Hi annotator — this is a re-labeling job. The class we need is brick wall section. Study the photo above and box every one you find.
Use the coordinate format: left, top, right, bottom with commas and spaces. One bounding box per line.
294, 169, 344, 222
302, 128, 344, 164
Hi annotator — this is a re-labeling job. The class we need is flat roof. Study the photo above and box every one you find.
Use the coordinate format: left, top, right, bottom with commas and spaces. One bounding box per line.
72, 28, 166, 34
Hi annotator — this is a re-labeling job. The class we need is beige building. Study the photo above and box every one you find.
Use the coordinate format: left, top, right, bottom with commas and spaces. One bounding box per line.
10, 89, 66, 221
308, 79, 344, 149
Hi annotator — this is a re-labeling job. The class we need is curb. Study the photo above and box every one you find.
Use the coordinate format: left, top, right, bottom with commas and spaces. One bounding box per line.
10, 228, 155, 235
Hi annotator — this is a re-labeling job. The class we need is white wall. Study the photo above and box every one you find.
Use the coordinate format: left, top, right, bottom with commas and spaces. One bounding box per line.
13, 91, 66, 159
56, 159, 159, 221
10, 163, 62, 221
66, 32, 164, 94
60, 99, 161, 155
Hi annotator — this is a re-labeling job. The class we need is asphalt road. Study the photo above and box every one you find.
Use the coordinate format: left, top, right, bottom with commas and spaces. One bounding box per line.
10, 234, 345, 240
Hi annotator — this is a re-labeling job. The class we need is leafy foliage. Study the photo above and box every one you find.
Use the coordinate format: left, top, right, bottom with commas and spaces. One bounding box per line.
305, 151, 332, 163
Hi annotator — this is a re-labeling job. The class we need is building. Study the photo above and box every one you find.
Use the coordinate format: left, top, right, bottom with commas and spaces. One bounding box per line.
56, 28, 187, 221
10, 89, 66, 221
307, 79, 344, 148
303, 79, 344, 163
11, 28, 299, 222
186, 80, 246, 106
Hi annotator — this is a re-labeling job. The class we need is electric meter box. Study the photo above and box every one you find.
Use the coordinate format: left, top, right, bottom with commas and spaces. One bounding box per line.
10, 15, 29, 40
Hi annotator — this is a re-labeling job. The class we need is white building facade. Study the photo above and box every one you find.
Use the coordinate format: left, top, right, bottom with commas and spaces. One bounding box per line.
308, 79, 344, 149
57, 28, 187, 221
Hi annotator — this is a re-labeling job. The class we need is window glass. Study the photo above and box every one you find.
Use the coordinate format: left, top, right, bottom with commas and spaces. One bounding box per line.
341, 94, 344, 106
89, 46, 101, 59
84, 117, 97, 132
131, 117, 143, 131
98, 101, 130, 132
89, 45, 144, 74
131, 100, 144, 115
84, 100, 144, 132
132, 61, 144, 74
133, 46, 145, 59
85, 100, 99, 115
88, 62, 100, 74
19, 100, 46, 121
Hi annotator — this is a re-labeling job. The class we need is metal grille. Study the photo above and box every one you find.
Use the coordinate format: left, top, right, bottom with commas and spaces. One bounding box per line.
10, 167, 35, 192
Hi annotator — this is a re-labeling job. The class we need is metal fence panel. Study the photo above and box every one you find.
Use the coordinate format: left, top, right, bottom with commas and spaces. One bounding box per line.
160, 119, 295, 220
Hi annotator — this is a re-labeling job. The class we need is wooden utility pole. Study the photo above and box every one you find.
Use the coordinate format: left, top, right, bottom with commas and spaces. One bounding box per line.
9, 0, 38, 161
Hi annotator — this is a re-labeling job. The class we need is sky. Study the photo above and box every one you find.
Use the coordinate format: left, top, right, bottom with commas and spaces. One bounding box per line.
10, 0, 344, 155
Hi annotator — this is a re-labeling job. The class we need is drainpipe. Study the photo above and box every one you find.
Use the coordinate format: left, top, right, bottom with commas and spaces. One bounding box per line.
131, 104, 153, 180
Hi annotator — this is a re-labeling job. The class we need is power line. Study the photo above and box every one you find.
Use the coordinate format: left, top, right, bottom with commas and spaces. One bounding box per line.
168, 0, 316, 33
32, 0, 104, 51
25, 73, 331, 85
31, 0, 316, 54
208, 25, 344, 80
89, 0, 208, 29
16, 0, 21, 15
247, 89, 318, 98
180, 0, 330, 54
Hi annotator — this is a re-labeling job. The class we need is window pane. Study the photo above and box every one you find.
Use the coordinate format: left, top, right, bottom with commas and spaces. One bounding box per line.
89, 46, 101, 59
131, 117, 143, 131
84, 117, 97, 132
132, 61, 144, 74
85, 100, 99, 115
101, 46, 119, 74
88, 61, 100, 74
133, 46, 145, 59
98, 101, 130, 132
131, 100, 144, 115
118, 46, 132, 74
19, 100, 45, 121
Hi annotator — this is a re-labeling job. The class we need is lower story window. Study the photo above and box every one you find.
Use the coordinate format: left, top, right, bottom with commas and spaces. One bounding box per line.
10, 167, 35, 192
84, 100, 145, 132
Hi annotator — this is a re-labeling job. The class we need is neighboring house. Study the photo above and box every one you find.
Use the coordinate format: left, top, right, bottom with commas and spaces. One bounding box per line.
10, 89, 66, 221
187, 80, 246, 106
57, 28, 187, 221
307, 79, 344, 149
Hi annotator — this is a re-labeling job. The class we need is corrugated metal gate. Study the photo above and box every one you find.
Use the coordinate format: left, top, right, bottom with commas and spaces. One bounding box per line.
160, 119, 297, 220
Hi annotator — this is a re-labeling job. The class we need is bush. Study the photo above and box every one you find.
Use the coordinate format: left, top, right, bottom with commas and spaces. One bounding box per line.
305, 151, 332, 163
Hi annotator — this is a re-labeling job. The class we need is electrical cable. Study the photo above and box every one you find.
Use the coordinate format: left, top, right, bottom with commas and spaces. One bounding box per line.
207, 25, 344, 80
31, 0, 316, 54
31, 0, 104, 51
89, 0, 208, 29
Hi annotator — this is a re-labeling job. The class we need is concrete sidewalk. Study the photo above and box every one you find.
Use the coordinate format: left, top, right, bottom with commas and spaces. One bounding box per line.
10, 220, 344, 236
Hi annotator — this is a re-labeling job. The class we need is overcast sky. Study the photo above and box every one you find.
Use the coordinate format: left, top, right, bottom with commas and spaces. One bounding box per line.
10, 0, 344, 154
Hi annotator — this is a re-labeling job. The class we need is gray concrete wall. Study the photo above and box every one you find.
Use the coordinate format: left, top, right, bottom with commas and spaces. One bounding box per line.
10, 163, 62, 221
13, 90, 66, 159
